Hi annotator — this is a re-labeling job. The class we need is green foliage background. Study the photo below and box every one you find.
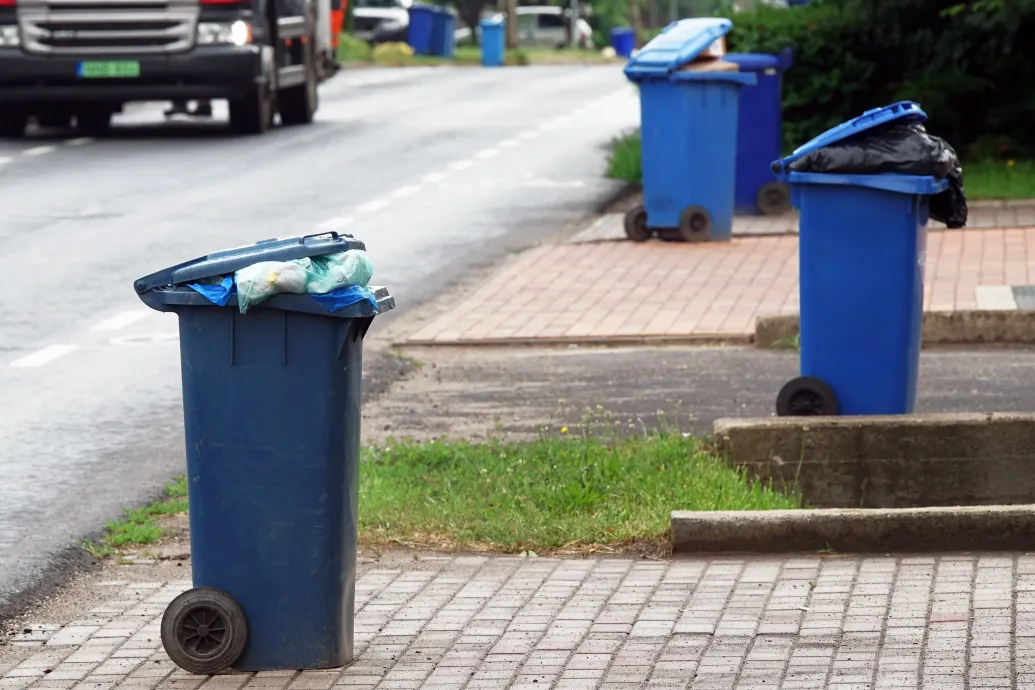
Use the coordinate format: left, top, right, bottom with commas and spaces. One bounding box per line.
727, 0, 1035, 157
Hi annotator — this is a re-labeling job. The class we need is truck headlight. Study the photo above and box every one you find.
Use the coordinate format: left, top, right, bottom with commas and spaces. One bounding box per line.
197, 21, 251, 46
0, 25, 20, 47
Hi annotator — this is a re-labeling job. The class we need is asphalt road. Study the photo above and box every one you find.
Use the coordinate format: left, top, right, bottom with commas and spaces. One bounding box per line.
0, 65, 639, 615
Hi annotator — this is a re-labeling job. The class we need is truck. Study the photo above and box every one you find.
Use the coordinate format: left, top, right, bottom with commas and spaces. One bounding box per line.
0, 0, 345, 137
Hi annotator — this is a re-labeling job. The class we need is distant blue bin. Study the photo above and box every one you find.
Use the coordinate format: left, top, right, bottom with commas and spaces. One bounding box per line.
431, 7, 456, 58
623, 18, 755, 243
134, 233, 394, 673
407, 4, 436, 55
771, 102, 949, 417
610, 27, 635, 58
724, 49, 793, 215
480, 18, 505, 67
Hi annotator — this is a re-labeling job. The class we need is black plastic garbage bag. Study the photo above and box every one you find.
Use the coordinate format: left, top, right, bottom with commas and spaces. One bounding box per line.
787, 121, 967, 229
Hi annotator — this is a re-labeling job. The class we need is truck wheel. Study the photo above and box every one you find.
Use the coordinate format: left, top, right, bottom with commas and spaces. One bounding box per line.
38, 111, 73, 130
230, 59, 275, 135
279, 35, 318, 126
76, 108, 112, 135
0, 110, 28, 138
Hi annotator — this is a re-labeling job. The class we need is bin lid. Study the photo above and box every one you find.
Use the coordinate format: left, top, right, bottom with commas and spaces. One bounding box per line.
133, 232, 366, 294
773, 101, 927, 173
624, 17, 732, 81
723, 53, 779, 72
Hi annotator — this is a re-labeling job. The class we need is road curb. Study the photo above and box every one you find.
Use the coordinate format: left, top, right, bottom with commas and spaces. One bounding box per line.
756, 310, 1035, 349
670, 505, 1035, 553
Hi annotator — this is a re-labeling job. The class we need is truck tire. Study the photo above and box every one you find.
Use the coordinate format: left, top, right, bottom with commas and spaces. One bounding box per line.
279, 34, 318, 126
76, 108, 112, 135
0, 110, 28, 138
229, 53, 275, 135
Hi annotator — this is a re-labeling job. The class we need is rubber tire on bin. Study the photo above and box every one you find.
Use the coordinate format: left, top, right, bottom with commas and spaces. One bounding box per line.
757, 181, 792, 216
776, 376, 839, 417
230, 49, 276, 135
623, 204, 651, 242
678, 205, 711, 242
161, 587, 248, 675
0, 110, 28, 138
279, 27, 319, 125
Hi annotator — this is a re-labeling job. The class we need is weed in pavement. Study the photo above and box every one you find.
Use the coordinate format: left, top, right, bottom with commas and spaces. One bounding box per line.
82, 477, 187, 557
606, 131, 642, 187
360, 409, 800, 553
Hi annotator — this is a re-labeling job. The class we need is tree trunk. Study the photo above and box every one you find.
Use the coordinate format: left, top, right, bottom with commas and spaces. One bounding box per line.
505, 0, 518, 49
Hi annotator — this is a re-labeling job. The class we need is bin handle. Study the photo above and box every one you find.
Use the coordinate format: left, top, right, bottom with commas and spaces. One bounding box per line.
299, 231, 341, 244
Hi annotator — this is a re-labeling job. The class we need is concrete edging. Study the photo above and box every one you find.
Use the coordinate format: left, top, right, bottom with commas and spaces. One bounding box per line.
671, 505, 1035, 553
756, 310, 1035, 348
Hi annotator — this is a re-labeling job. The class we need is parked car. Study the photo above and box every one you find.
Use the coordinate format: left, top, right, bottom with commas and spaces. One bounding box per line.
353, 0, 411, 44
454, 5, 593, 48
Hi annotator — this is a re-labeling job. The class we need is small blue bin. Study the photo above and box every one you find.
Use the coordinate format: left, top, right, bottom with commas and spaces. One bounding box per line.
771, 102, 949, 417
724, 49, 793, 216
623, 18, 755, 243
430, 6, 456, 58
610, 27, 635, 58
134, 233, 394, 673
480, 18, 505, 67
407, 4, 436, 55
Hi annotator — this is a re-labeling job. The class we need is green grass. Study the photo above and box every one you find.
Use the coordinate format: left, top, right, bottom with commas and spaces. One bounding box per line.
81, 420, 800, 558
359, 416, 800, 552
338, 34, 615, 68
606, 132, 1035, 202
962, 159, 1035, 200
606, 131, 642, 187
82, 477, 188, 557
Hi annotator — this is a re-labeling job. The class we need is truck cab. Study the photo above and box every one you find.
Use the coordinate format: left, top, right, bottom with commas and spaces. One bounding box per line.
0, 0, 338, 136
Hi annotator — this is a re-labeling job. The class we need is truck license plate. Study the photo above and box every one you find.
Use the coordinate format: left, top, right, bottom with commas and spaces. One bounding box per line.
77, 61, 141, 78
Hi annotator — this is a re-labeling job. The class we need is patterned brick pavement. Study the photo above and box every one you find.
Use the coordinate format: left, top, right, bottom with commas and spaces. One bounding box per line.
405, 227, 1035, 345
1, 553, 1031, 690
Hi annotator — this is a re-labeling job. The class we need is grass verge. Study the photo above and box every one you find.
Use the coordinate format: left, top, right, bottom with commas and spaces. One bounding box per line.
81, 477, 187, 558
360, 412, 800, 554
83, 415, 800, 558
337, 35, 616, 68
605, 131, 1035, 202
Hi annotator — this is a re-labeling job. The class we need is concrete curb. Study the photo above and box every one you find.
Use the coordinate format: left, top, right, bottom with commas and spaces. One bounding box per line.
671, 505, 1035, 553
399, 333, 751, 348
756, 310, 1035, 349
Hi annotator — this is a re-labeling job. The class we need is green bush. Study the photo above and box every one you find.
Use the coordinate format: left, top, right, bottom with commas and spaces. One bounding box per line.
728, 0, 1035, 157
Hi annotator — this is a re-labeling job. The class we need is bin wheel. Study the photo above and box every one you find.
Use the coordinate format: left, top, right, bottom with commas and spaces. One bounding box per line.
678, 206, 711, 242
623, 205, 651, 242
776, 376, 839, 417
161, 587, 247, 675
757, 182, 792, 216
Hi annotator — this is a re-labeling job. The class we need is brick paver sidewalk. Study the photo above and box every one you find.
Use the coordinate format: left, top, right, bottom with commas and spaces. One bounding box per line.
1, 553, 1029, 690
405, 226, 1035, 346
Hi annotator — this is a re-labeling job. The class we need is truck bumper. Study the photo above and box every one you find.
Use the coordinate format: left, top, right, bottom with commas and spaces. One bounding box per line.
0, 46, 264, 104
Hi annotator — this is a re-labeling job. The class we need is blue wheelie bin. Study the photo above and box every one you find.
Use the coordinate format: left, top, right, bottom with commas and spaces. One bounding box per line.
134, 233, 394, 674
623, 18, 756, 243
480, 18, 505, 67
431, 6, 456, 58
610, 27, 635, 58
724, 49, 794, 216
407, 4, 436, 55
770, 102, 949, 417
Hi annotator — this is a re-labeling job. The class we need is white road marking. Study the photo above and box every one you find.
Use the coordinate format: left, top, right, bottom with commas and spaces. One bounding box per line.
23, 146, 56, 156
92, 310, 150, 331
975, 285, 1018, 310
448, 160, 473, 172
65, 137, 95, 147
422, 172, 448, 184
475, 149, 498, 160
10, 344, 79, 368
357, 199, 389, 213
390, 184, 421, 199
518, 130, 539, 140
499, 139, 518, 148
318, 215, 354, 230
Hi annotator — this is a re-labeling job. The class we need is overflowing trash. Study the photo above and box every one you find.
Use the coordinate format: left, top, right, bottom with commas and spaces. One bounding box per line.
786, 120, 967, 229
186, 248, 378, 314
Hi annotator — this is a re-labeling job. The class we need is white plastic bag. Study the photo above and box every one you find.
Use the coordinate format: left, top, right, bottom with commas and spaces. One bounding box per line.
234, 260, 308, 313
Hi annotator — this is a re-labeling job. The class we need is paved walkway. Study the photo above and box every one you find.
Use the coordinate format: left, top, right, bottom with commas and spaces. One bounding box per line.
405, 226, 1035, 345
0, 553, 1028, 690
